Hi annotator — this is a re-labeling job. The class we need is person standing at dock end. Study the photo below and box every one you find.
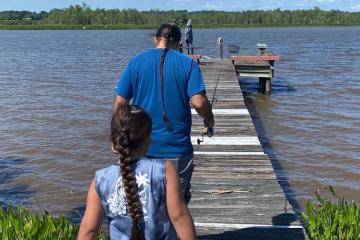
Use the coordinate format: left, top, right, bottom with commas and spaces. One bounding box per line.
185, 19, 194, 55
113, 23, 214, 204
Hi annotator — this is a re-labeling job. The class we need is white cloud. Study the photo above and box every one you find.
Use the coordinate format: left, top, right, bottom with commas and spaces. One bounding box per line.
204, 3, 216, 8
204, 1, 224, 10
316, 0, 336, 2
354, 4, 360, 10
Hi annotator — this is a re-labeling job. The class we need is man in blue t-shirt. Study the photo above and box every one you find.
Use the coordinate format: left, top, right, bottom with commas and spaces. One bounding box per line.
113, 24, 214, 203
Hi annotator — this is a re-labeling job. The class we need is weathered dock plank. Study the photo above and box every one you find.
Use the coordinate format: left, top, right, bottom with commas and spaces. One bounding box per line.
190, 59, 306, 239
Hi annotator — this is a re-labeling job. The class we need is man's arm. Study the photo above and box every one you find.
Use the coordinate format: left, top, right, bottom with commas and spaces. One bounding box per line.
191, 93, 214, 128
112, 95, 129, 113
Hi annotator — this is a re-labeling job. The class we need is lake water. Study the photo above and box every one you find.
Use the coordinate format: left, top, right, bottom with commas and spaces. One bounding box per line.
1, 27, 360, 218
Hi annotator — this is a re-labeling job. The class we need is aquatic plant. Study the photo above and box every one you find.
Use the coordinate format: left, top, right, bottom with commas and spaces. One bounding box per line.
0, 205, 108, 239
301, 187, 360, 240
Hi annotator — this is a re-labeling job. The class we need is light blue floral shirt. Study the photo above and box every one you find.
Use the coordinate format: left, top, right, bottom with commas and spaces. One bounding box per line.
95, 157, 176, 240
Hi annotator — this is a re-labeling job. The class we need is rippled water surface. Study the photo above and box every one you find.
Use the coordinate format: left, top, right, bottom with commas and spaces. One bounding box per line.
1, 28, 359, 215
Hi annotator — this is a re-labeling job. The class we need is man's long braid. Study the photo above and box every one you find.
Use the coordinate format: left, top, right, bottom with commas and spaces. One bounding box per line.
159, 32, 171, 131
155, 23, 181, 131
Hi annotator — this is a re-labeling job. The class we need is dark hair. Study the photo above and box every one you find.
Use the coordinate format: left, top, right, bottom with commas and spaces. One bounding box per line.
155, 23, 182, 46
155, 23, 181, 132
110, 105, 152, 240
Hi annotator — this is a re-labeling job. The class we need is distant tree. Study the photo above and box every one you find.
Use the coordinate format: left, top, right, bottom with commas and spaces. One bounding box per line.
1, 6, 360, 27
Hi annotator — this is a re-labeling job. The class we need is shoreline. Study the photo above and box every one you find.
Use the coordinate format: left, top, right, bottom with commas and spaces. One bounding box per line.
1, 23, 360, 30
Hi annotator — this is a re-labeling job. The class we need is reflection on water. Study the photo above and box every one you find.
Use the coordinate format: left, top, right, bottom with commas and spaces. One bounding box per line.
0, 27, 360, 214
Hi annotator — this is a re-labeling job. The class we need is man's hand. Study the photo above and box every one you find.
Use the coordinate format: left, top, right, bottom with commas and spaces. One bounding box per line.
203, 117, 214, 129
203, 127, 214, 137
191, 93, 215, 133
113, 95, 129, 113
203, 118, 214, 137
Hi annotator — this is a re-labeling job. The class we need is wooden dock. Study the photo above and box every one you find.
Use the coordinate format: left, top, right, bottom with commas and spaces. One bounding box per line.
190, 59, 306, 239
231, 55, 280, 94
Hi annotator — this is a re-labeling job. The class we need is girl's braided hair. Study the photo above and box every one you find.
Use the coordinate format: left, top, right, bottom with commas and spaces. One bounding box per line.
110, 105, 152, 240
155, 23, 181, 131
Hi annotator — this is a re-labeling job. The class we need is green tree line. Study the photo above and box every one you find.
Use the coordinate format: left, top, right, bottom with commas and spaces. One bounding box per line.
1, 4, 360, 28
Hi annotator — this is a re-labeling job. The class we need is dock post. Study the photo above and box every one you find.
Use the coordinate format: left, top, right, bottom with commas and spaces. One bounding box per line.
270, 60, 275, 78
266, 78, 271, 93
216, 37, 224, 59
259, 77, 272, 93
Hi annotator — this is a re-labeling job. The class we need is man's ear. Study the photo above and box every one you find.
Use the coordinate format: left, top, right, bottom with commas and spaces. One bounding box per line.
111, 144, 118, 154
153, 37, 158, 47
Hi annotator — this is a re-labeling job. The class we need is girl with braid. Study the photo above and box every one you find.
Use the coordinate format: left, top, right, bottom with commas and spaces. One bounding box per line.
113, 24, 214, 205
78, 105, 197, 240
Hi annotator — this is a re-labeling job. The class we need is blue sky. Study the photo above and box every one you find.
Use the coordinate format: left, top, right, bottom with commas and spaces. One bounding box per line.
1, 0, 360, 12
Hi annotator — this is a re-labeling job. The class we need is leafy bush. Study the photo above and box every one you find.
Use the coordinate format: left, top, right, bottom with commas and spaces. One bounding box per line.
0, 205, 108, 239
301, 187, 360, 240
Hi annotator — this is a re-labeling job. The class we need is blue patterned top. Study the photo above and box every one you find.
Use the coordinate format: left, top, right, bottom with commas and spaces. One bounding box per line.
95, 157, 176, 240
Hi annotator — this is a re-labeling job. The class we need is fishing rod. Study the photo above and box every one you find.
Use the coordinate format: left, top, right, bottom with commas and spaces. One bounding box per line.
197, 73, 220, 145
